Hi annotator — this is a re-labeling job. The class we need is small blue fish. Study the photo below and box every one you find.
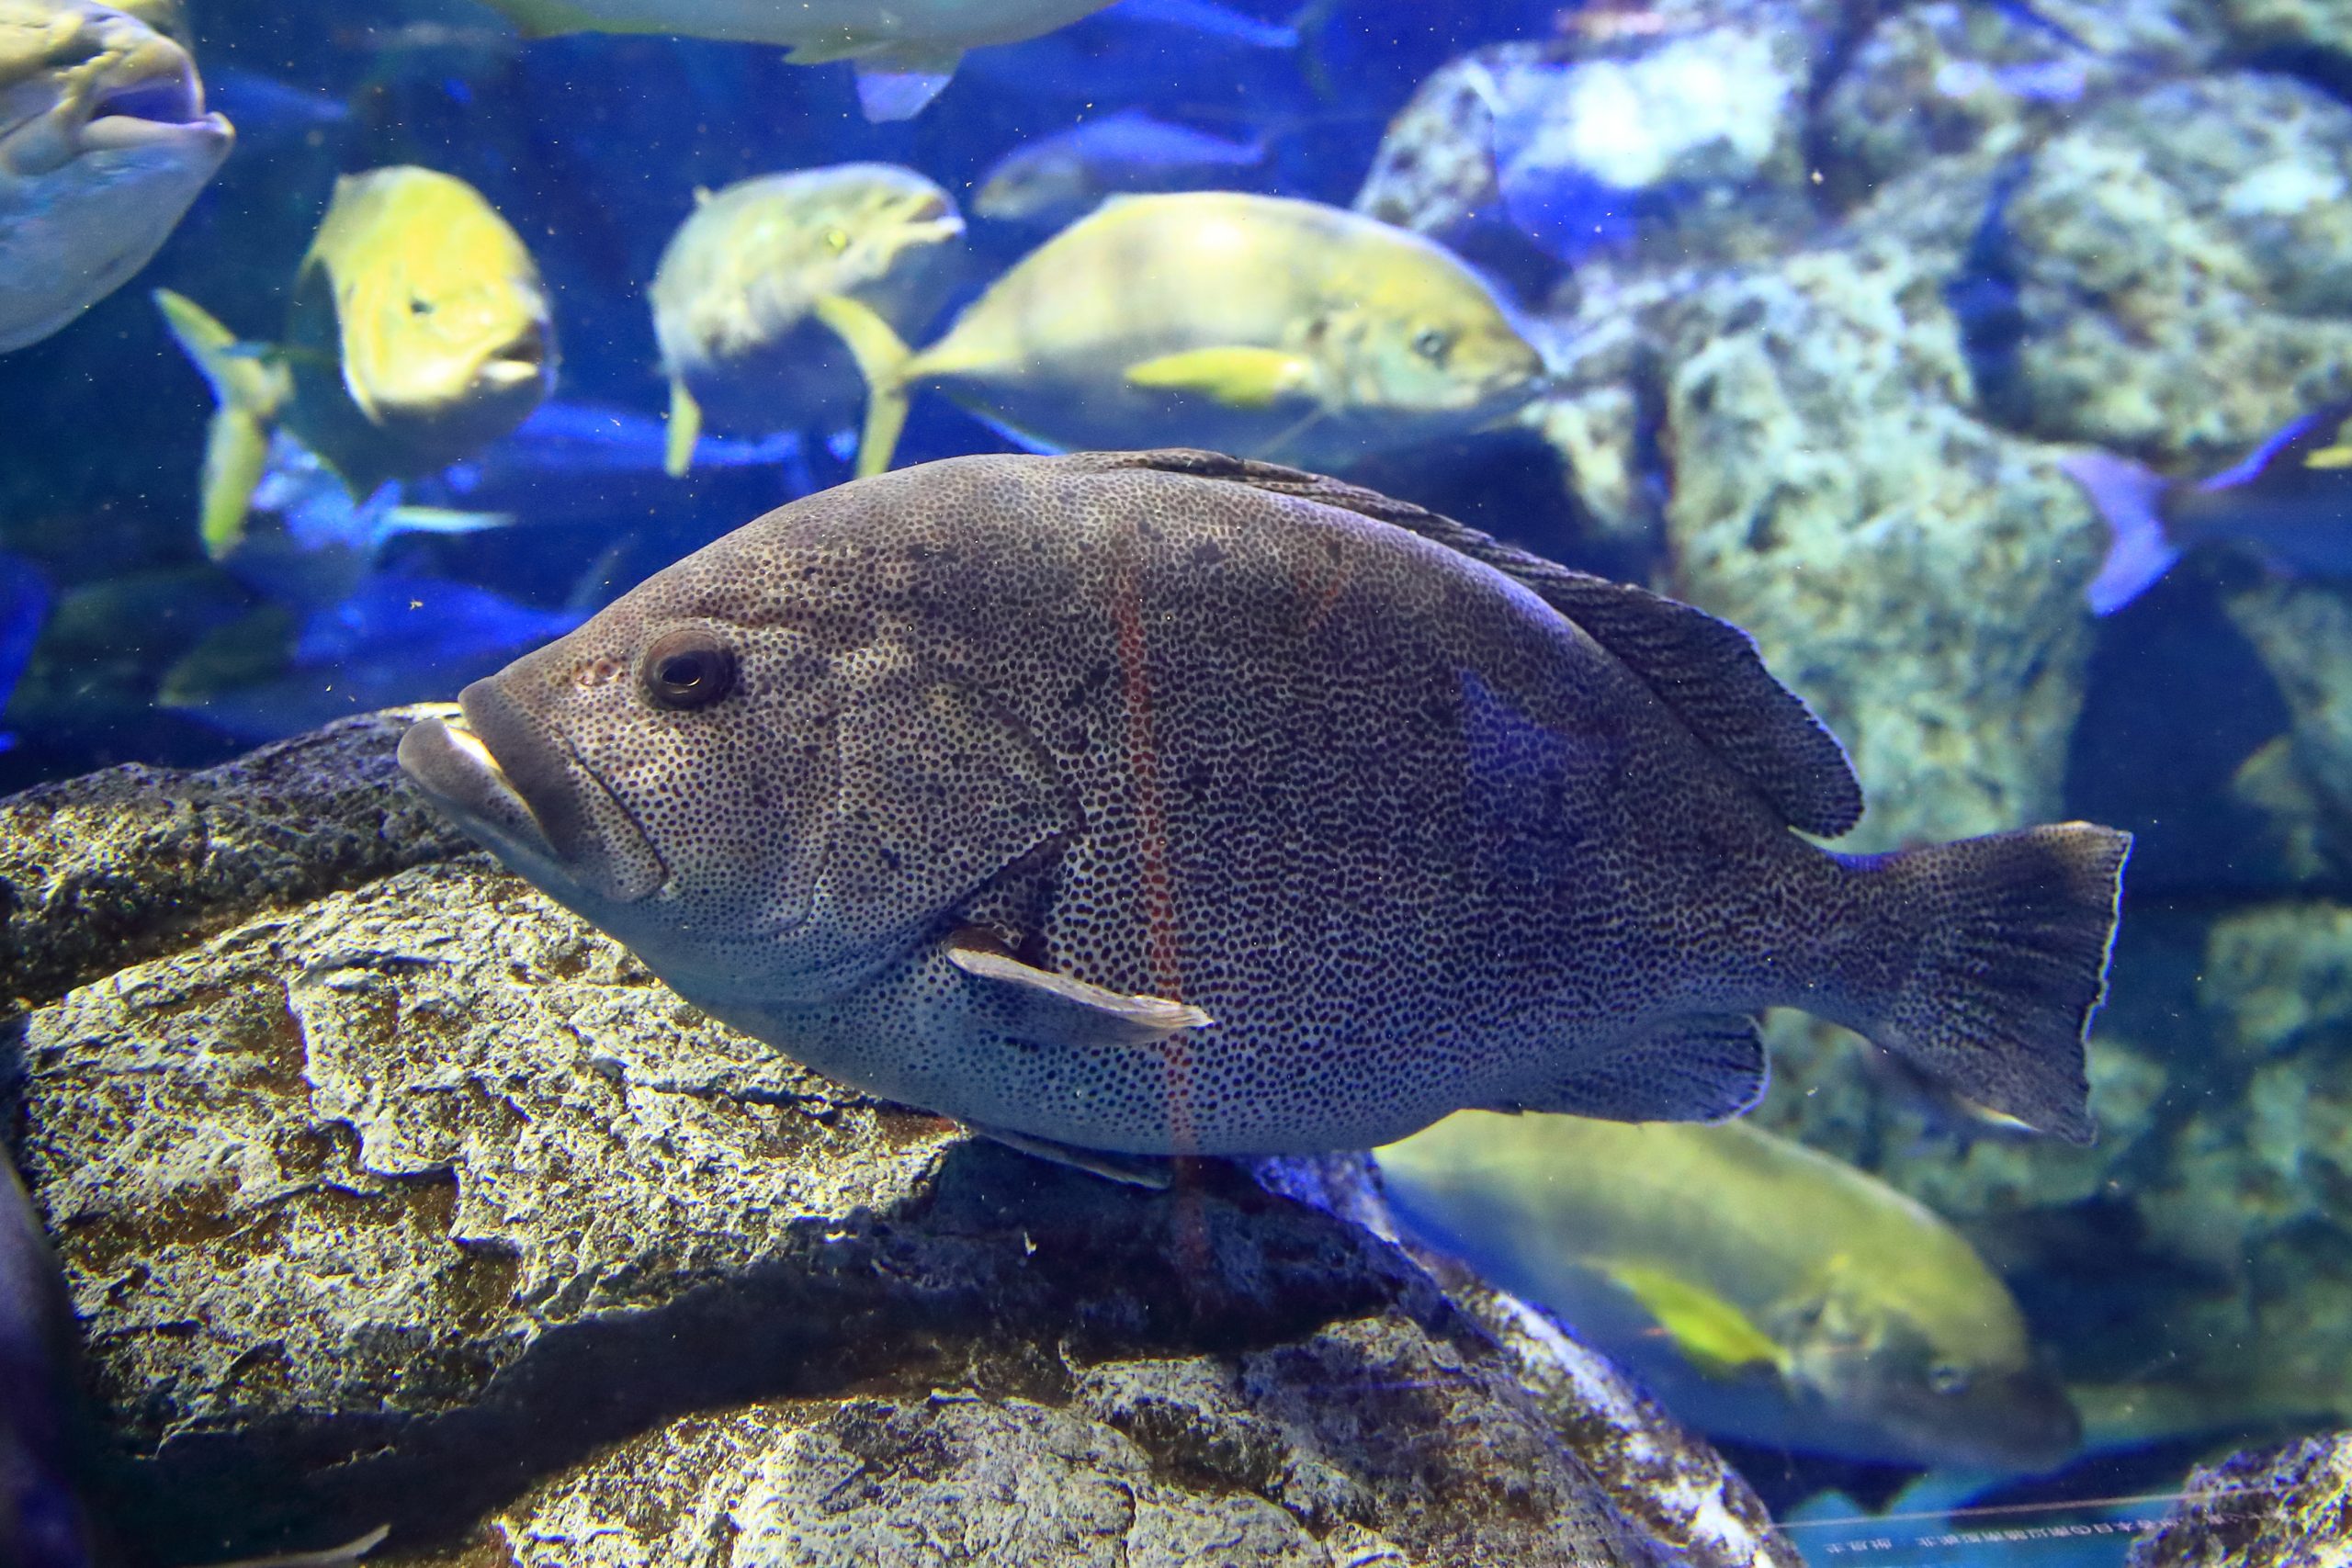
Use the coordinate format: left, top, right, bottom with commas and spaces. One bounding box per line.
1106, 0, 1299, 49
974, 109, 1266, 225
203, 69, 353, 137
2064, 407, 2352, 615
221, 434, 513, 612
442, 400, 808, 486
166, 574, 589, 741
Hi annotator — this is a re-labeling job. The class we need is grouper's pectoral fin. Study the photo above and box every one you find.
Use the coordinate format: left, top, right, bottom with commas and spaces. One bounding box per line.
945, 929, 1214, 1050
962, 1119, 1177, 1190
1125, 346, 1316, 411
1486, 1013, 1767, 1123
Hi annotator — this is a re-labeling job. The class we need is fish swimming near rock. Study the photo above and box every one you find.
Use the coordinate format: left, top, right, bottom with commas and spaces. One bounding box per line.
0, 0, 232, 354
399, 449, 2130, 1179
2064, 406, 2352, 615
1376, 1112, 2081, 1471
817, 193, 1548, 478
973, 109, 1266, 227
469, 0, 1119, 120
650, 165, 965, 479
3, 1154, 390, 1567
154, 165, 556, 561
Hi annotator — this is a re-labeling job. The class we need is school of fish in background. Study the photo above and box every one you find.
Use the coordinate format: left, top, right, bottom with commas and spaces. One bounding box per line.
6, 0, 2352, 1559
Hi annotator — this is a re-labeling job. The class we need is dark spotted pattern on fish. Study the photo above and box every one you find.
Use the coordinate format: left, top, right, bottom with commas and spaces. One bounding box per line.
400, 450, 2129, 1158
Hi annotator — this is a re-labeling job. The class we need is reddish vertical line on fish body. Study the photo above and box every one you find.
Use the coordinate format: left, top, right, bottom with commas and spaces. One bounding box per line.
1109, 521, 1196, 1157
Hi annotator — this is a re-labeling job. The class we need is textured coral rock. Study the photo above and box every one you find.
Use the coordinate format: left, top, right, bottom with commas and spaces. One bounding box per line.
2128, 1432, 2352, 1567
1998, 72, 2352, 464
1651, 235, 2103, 849
2220, 0, 2352, 57
0, 711, 1792, 1568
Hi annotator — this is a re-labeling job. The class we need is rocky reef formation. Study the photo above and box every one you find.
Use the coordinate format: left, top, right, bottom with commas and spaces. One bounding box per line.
1356, 0, 2352, 1483
0, 710, 1789, 1568
2128, 1431, 2352, 1567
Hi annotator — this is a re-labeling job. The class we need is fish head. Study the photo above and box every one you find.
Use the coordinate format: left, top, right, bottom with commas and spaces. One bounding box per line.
396, 530, 876, 1006
318, 168, 555, 455
793, 165, 966, 306
1333, 241, 1547, 424
972, 147, 1087, 224
1783, 1292, 2081, 1472
0, 0, 231, 352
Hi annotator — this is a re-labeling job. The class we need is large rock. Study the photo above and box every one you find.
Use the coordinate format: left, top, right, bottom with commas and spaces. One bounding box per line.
1998, 72, 2352, 464
1652, 231, 2103, 849
0, 711, 1792, 1568
2128, 1431, 2352, 1567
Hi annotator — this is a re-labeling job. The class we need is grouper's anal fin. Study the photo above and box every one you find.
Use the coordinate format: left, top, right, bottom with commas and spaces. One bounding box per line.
1484, 1013, 1767, 1123
1077, 449, 1865, 840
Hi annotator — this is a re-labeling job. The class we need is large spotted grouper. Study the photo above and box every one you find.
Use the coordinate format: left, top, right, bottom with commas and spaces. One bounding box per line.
398, 449, 2130, 1177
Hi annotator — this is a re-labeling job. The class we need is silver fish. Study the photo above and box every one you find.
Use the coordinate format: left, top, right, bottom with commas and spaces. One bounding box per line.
398, 451, 2129, 1174
0, 0, 231, 353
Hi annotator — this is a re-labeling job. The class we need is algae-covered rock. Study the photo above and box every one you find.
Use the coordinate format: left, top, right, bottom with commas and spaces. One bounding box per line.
1999, 72, 2352, 463
1652, 236, 2102, 849
0, 714, 1789, 1567
2128, 1431, 2352, 1567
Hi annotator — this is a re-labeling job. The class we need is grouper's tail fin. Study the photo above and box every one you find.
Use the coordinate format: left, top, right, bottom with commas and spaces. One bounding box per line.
1846, 823, 2131, 1145
811, 293, 915, 479
153, 289, 289, 559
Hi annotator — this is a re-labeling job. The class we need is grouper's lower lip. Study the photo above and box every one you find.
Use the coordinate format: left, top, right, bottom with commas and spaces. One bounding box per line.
396, 712, 566, 867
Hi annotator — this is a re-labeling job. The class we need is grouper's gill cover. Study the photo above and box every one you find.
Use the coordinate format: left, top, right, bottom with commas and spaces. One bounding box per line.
398, 449, 2130, 1162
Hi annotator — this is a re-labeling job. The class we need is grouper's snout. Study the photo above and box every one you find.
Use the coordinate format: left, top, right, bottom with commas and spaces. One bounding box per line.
397, 682, 668, 905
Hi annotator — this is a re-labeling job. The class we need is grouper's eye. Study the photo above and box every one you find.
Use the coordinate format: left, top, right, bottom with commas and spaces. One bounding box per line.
641, 628, 737, 711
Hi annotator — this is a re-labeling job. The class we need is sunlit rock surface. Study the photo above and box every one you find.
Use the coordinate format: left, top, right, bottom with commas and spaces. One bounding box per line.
2127, 1431, 2352, 1567
0, 710, 1792, 1568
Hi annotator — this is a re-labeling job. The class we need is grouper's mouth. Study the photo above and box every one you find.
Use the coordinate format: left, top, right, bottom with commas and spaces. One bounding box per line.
397, 686, 668, 905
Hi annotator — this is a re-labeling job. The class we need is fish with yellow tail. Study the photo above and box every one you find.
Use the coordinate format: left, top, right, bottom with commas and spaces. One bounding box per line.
0, 0, 232, 354
398, 450, 2128, 1187
471, 0, 1116, 120
814, 192, 1547, 478
153, 166, 556, 560
650, 164, 965, 479
1376, 1112, 2082, 1472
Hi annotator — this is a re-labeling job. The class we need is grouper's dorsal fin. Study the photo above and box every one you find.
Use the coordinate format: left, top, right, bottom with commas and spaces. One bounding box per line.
1089, 449, 1866, 840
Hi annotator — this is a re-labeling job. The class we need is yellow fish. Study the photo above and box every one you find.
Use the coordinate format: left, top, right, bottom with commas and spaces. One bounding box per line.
650, 164, 965, 477
475, 0, 1117, 119
154, 166, 555, 558
1376, 1112, 2082, 1472
816, 191, 1547, 479
0, 0, 232, 353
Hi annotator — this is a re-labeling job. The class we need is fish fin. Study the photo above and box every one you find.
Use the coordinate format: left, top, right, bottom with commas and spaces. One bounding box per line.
1597, 1259, 1790, 1381
376, 506, 516, 537
2060, 451, 2180, 615
1489, 1013, 1768, 1122
964, 1121, 1178, 1189
1125, 346, 1317, 411
946, 929, 1215, 1050
1842, 823, 2131, 1145
810, 294, 916, 478
154, 289, 290, 558
665, 379, 703, 479
1072, 452, 1863, 837
852, 49, 961, 121
201, 1523, 392, 1568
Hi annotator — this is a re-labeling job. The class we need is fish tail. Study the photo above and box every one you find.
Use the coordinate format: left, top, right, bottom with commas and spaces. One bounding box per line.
153, 289, 288, 558
1834, 824, 2131, 1145
811, 293, 915, 479
664, 378, 703, 479
2061, 450, 2179, 615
